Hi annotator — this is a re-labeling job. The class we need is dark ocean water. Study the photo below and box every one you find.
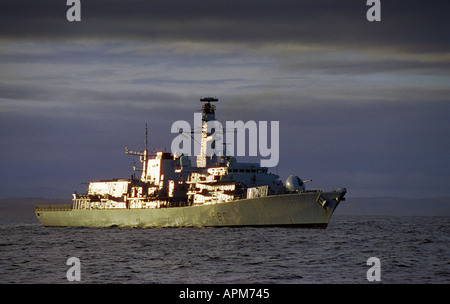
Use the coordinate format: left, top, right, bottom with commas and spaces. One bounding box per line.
0, 215, 448, 284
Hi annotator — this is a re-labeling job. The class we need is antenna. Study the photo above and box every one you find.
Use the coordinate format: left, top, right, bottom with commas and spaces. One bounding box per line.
125, 124, 150, 181
145, 123, 148, 154
200, 97, 218, 102
143, 124, 148, 180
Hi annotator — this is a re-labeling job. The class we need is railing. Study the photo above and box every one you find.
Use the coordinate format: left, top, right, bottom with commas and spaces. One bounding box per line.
303, 187, 346, 194
35, 204, 73, 211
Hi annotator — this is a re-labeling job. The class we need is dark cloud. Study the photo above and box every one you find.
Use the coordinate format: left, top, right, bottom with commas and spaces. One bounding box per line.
284, 57, 450, 76
1, 0, 448, 53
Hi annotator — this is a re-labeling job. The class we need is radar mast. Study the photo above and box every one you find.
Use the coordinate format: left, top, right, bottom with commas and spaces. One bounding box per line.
197, 97, 218, 167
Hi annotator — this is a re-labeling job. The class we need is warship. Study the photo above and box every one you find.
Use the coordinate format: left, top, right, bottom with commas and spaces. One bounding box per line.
35, 97, 346, 228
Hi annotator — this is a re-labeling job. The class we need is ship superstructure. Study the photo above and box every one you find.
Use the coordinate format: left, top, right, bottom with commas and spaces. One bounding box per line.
35, 97, 346, 228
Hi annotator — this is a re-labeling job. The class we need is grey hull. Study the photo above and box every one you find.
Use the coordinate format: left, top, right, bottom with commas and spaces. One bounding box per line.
35, 190, 345, 228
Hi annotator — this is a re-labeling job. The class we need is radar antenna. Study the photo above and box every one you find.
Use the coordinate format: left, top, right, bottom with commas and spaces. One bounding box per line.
125, 124, 149, 180
200, 97, 218, 102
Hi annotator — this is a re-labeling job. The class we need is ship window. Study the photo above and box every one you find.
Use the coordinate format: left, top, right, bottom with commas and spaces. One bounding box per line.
239, 169, 244, 173
246, 169, 250, 173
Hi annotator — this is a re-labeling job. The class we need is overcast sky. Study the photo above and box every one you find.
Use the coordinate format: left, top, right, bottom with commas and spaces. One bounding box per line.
0, 0, 449, 198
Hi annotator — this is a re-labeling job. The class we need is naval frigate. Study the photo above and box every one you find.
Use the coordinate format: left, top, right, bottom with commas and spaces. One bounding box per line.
35, 97, 346, 228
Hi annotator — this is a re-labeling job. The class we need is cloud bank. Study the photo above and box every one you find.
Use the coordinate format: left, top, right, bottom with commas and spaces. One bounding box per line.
0, 0, 449, 198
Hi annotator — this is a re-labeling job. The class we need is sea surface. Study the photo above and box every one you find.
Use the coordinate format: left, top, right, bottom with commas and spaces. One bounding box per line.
0, 215, 448, 284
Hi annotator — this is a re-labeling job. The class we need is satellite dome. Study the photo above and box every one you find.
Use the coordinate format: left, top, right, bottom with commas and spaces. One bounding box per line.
285, 175, 305, 192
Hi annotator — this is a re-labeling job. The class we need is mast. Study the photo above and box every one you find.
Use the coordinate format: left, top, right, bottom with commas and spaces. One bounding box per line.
143, 123, 148, 181
197, 97, 218, 168
125, 124, 149, 181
